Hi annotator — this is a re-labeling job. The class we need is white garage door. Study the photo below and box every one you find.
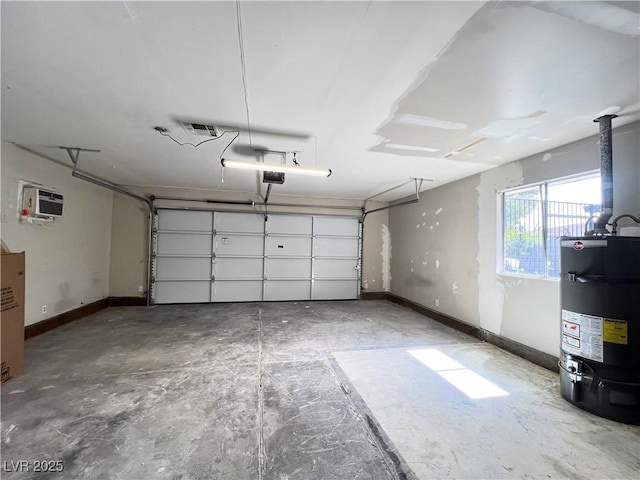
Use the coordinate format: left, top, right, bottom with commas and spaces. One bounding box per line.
152, 210, 360, 304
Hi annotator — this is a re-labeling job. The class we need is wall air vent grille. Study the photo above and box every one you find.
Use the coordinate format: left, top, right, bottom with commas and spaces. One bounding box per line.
181, 122, 220, 138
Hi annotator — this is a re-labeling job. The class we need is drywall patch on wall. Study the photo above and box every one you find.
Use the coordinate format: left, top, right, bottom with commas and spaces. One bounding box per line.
388, 122, 638, 358
389, 174, 480, 325
499, 277, 560, 354
381, 223, 391, 292
476, 121, 639, 357
476, 161, 524, 335
361, 204, 388, 293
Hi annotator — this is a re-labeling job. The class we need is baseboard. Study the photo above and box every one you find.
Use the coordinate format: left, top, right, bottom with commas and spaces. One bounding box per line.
24, 296, 146, 339
481, 331, 559, 373
109, 296, 147, 307
25, 298, 110, 339
385, 292, 559, 373
361, 291, 387, 300
385, 293, 483, 338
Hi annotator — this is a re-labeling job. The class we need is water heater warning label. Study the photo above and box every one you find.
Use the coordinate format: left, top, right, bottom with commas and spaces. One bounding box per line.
603, 319, 628, 345
561, 309, 603, 363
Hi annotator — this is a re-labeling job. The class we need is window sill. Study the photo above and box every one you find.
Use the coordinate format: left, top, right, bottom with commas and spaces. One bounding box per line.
497, 272, 560, 282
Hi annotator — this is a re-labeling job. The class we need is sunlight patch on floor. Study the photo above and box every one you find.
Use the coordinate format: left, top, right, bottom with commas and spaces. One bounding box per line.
408, 348, 509, 399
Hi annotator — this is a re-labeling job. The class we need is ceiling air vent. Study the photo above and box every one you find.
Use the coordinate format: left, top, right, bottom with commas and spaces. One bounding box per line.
181, 122, 220, 138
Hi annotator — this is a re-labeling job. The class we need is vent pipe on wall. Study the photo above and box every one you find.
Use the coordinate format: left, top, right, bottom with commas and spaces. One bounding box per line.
592, 114, 617, 236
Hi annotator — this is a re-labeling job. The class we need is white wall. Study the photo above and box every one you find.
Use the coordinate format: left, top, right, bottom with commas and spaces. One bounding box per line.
109, 193, 149, 297
390, 121, 640, 357
109, 186, 389, 297
1, 143, 113, 325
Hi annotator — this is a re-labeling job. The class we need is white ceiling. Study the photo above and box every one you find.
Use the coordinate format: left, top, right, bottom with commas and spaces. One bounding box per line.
2, 1, 639, 202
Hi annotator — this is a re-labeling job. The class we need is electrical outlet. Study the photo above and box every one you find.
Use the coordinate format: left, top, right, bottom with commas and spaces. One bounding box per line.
138, 285, 144, 293
42, 305, 47, 314
434, 299, 439, 308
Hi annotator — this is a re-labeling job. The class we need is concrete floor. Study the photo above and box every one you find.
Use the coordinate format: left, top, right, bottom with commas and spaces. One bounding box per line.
1, 300, 638, 479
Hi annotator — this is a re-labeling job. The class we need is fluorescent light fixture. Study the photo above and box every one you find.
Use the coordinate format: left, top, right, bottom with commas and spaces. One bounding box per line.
385, 143, 439, 153
221, 159, 331, 177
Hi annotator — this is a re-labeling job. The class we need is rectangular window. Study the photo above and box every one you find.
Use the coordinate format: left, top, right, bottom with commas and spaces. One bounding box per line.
501, 172, 601, 278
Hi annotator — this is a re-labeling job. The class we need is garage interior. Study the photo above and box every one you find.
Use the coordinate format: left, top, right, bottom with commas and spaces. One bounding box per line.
1, 1, 639, 479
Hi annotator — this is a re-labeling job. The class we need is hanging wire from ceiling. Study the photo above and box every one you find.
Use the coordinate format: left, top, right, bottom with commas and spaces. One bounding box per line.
153, 126, 239, 184
154, 127, 238, 149
236, 0, 253, 149
218, 130, 239, 184
219, 131, 240, 158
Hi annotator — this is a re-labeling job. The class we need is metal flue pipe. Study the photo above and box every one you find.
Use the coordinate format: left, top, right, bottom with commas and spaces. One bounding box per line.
592, 114, 617, 235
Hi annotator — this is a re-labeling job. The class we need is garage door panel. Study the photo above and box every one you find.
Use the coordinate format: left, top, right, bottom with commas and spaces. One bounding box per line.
214, 258, 263, 279
266, 236, 311, 257
213, 281, 263, 302
155, 281, 211, 303
215, 235, 263, 256
314, 216, 359, 236
215, 212, 264, 233
313, 280, 359, 300
158, 210, 213, 231
267, 215, 312, 235
265, 280, 311, 301
314, 237, 358, 258
157, 233, 212, 256
266, 258, 311, 279
314, 259, 358, 279
156, 257, 211, 280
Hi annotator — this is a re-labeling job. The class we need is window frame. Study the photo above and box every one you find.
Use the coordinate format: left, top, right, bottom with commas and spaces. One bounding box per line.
498, 170, 600, 280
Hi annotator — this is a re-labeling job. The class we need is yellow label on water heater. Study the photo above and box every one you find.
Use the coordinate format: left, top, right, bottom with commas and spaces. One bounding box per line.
603, 319, 628, 345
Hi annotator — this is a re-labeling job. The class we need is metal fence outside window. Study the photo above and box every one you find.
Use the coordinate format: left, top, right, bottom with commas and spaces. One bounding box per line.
503, 197, 598, 277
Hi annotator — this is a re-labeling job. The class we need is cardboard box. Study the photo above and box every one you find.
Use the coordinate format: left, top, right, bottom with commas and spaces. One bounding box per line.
1, 252, 25, 383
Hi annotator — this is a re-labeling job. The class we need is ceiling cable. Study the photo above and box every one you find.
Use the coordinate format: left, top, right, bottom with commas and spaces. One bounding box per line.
155, 128, 222, 148
220, 131, 240, 158
236, 0, 253, 149
153, 127, 239, 155
219, 130, 239, 184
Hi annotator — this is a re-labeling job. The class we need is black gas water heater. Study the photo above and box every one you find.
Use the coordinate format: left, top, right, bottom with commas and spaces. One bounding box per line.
559, 115, 640, 425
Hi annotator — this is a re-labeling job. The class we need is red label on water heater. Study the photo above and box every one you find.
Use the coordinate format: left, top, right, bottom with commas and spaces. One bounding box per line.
573, 241, 584, 251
